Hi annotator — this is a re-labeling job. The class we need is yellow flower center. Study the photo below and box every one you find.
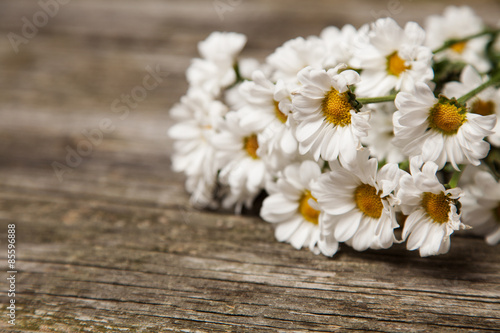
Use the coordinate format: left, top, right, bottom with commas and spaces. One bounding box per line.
422, 192, 451, 224
428, 101, 467, 135
243, 134, 259, 159
322, 88, 352, 127
450, 41, 467, 54
354, 184, 384, 219
299, 190, 320, 225
274, 100, 288, 123
387, 52, 411, 77
472, 99, 495, 116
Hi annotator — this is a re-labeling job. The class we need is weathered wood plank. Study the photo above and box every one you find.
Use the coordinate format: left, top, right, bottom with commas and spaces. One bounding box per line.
1, 187, 499, 331
0, 0, 499, 332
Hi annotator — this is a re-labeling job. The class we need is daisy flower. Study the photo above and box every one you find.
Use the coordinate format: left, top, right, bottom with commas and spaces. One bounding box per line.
198, 31, 248, 63
211, 108, 270, 212
393, 81, 496, 170
351, 18, 433, 97
460, 169, 500, 245
223, 82, 247, 111
312, 149, 402, 252
443, 65, 500, 147
425, 6, 490, 72
238, 70, 298, 174
320, 24, 359, 69
168, 88, 228, 208
261, 160, 338, 256
398, 157, 467, 257
361, 102, 405, 164
291, 65, 370, 163
266, 36, 326, 86
237, 57, 262, 81
187, 32, 247, 96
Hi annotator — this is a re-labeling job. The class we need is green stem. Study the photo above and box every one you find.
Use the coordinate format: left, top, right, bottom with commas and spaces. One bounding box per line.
457, 71, 500, 104
357, 95, 396, 105
446, 165, 465, 188
433, 28, 500, 54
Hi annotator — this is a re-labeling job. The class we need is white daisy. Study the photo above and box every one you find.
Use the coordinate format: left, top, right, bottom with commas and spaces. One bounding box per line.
266, 36, 326, 86
238, 70, 292, 125
237, 57, 262, 81
351, 18, 433, 97
425, 6, 490, 72
198, 31, 247, 63
393, 81, 496, 170
460, 169, 500, 245
312, 149, 402, 252
187, 59, 235, 96
260, 160, 338, 256
443, 65, 500, 147
292, 65, 370, 163
223, 82, 247, 111
398, 157, 466, 257
238, 70, 299, 174
168, 88, 228, 208
187, 32, 247, 96
320, 24, 359, 69
211, 108, 270, 212
361, 102, 405, 164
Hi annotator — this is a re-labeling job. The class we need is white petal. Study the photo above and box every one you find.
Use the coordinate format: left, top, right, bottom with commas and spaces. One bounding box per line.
274, 216, 302, 242
486, 227, 500, 245
334, 210, 362, 242
295, 118, 324, 142
402, 210, 425, 241
419, 223, 445, 257
377, 214, 396, 248
299, 160, 322, 187
422, 133, 444, 164
261, 194, 299, 223
318, 232, 339, 257
289, 222, 313, 249
351, 217, 375, 251
407, 221, 431, 251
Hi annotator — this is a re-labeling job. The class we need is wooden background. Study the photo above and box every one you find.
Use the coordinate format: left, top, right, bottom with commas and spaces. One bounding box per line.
0, 0, 499, 331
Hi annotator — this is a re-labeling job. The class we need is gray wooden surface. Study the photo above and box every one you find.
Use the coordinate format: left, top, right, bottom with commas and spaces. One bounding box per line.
0, 0, 499, 331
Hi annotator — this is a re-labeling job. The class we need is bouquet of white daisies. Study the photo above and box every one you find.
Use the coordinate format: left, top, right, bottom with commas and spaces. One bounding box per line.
169, 6, 500, 257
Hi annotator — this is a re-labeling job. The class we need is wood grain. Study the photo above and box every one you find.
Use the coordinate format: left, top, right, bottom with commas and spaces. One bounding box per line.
0, 0, 499, 332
